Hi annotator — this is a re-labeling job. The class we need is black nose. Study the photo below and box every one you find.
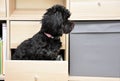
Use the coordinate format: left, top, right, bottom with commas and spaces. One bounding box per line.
71, 22, 74, 30
63, 21, 74, 34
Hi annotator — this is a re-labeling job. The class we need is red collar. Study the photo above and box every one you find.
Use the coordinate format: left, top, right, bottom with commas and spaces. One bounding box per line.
44, 32, 54, 39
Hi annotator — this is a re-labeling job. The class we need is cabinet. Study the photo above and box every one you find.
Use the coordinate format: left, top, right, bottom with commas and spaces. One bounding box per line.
0, 0, 120, 81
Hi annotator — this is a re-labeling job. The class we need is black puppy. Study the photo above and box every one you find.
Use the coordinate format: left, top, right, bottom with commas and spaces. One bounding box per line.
12, 5, 74, 60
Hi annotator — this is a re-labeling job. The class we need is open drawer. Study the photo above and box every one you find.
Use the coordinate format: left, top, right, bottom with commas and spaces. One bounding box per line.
5, 61, 68, 81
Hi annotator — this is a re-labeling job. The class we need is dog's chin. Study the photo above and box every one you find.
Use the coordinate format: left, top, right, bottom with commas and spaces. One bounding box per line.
63, 22, 74, 34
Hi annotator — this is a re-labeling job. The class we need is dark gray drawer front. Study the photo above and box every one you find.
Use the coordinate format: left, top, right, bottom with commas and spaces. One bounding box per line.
71, 21, 120, 33
70, 21, 120, 78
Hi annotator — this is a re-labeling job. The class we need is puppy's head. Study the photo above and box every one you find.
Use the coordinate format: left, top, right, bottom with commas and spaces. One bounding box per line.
41, 5, 74, 38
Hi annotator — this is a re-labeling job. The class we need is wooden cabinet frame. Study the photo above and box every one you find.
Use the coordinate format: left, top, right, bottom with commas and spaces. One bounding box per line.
0, 0, 120, 81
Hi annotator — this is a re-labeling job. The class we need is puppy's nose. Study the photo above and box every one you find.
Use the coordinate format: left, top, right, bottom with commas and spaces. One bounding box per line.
71, 22, 74, 30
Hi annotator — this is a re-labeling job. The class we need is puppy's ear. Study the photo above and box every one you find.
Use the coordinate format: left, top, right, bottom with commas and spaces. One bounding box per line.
63, 21, 74, 34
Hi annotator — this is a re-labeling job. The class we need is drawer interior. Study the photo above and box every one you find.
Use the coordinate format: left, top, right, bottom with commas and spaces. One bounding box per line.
10, 21, 66, 49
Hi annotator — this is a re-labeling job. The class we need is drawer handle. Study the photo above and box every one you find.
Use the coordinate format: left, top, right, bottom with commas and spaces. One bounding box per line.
98, 2, 101, 7
34, 75, 39, 81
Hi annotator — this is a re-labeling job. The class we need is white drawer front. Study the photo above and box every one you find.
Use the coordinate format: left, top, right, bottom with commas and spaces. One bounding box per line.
5, 61, 68, 81
70, 0, 120, 20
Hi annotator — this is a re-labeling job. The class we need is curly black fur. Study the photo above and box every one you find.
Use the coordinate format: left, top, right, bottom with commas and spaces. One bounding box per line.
12, 5, 74, 60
